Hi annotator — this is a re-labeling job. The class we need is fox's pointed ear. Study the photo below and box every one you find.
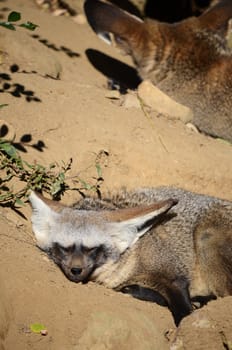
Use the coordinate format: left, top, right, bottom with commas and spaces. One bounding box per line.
106, 199, 177, 253
29, 191, 66, 250
199, 0, 232, 34
84, 0, 144, 53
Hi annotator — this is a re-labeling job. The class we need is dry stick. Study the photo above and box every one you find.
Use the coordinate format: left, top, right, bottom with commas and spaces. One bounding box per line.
138, 96, 169, 154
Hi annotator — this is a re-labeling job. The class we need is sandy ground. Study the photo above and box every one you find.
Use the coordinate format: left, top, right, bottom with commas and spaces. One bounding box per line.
1, 0, 232, 349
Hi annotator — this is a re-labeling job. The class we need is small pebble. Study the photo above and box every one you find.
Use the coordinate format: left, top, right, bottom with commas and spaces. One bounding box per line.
122, 93, 140, 109
186, 123, 199, 133
105, 90, 121, 100
40, 329, 48, 336
73, 14, 87, 24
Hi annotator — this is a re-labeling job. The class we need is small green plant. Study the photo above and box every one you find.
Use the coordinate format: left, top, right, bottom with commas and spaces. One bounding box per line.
0, 11, 38, 31
0, 137, 105, 210
30, 323, 47, 334
0, 138, 71, 206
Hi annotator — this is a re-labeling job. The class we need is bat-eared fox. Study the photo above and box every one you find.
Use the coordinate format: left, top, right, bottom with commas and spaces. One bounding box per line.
84, 0, 232, 142
30, 187, 232, 325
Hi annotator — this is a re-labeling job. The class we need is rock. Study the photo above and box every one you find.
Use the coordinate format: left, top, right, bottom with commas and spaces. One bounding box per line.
138, 80, 193, 123
76, 309, 169, 350
171, 297, 232, 350
73, 14, 87, 24
105, 90, 121, 100
122, 92, 141, 109
52, 9, 68, 16
186, 123, 199, 133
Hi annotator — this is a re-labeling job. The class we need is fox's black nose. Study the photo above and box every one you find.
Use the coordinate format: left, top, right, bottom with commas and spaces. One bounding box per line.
71, 267, 82, 275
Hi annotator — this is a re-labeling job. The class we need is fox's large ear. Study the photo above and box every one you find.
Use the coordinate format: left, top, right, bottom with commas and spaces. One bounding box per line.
199, 0, 232, 34
29, 191, 66, 250
106, 199, 177, 253
84, 0, 144, 53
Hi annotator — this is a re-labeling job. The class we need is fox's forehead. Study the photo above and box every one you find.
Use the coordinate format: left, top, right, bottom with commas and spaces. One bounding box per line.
58, 208, 105, 224
50, 209, 112, 248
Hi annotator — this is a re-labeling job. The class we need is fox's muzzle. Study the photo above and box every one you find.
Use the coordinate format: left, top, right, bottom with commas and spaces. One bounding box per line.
50, 243, 108, 283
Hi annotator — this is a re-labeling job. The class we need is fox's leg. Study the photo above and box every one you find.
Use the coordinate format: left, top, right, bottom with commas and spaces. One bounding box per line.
164, 277, 193, 326
121, 285, 167, 306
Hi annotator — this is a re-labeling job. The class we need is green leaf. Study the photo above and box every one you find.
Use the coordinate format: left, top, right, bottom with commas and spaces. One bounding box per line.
79, 179, 92, 190
0, 104, 8, 109
23, 160, 33, 169
30, 323, 46, 334
51, 182, 62, 195
19, 22, 38, 31
15, 198, 24, 206
0, 22, 16, 30
58, 172, 65, 181
0, 194, 10, 201
8, 11, 21, 22
0, 142, 17, 157
95, 163, 102, 178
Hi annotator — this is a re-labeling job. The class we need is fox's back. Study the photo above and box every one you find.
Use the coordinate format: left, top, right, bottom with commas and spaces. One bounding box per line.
124, 188, 232, 279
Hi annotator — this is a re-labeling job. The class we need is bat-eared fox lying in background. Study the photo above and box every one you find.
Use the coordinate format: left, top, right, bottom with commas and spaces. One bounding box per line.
30, 187, 232, 326
84, 0, 232, 142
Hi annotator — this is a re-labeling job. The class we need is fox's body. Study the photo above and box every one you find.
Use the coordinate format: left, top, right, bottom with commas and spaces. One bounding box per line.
30, 187, 232, 325
84, 0, 232, 141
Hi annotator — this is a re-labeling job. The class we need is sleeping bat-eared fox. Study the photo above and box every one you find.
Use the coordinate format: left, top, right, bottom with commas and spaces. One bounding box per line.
30, 187, 232, 325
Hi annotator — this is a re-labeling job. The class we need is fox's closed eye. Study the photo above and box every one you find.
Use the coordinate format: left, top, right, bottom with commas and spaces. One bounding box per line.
82, 246, 99, 254
56, 244, 75, 254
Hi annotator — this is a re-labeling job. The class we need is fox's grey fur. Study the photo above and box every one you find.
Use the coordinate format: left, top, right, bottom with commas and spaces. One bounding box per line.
30, 187, 232, 325
84, 0, 232, 142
